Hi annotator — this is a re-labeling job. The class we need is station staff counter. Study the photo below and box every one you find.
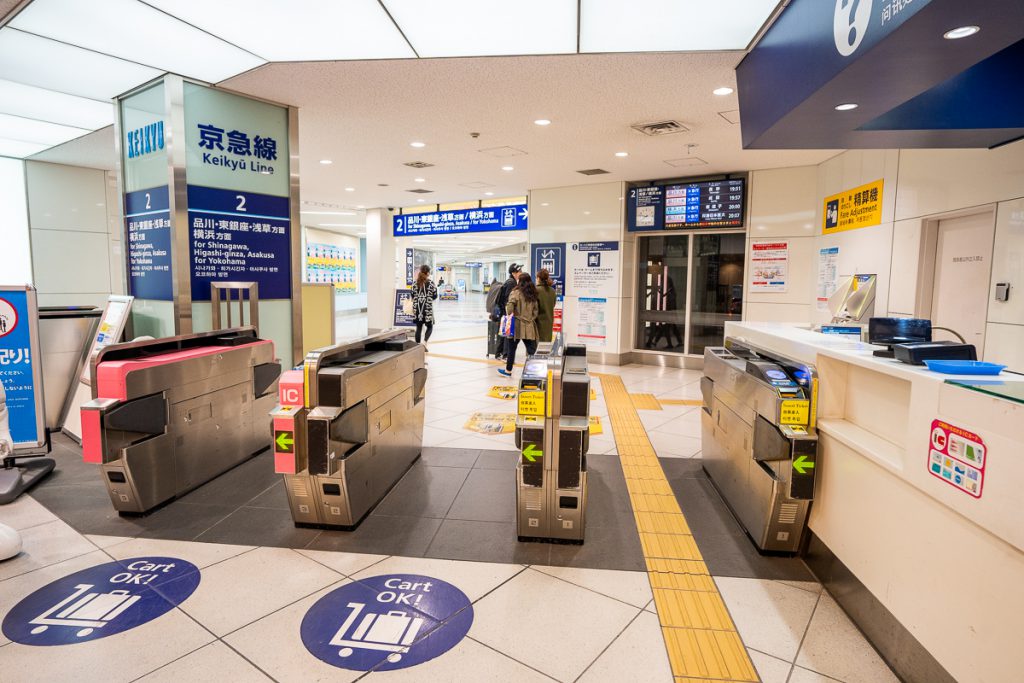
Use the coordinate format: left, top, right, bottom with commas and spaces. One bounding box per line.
81, 328, 280, 513
270, 329, 426, 529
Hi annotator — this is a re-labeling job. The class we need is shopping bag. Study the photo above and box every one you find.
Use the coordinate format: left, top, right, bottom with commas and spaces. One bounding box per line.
499, 314, 516, 338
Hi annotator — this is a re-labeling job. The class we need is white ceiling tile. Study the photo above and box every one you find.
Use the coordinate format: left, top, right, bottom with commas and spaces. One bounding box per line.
145, 0, 415, 62
10, 0, 264, 83
580, 0, 780, 52
0, 113, 90, 145
0, 79, 113, 129
382, 0, 577, 57
0, 137, 52, 158
0, 28, 161, 99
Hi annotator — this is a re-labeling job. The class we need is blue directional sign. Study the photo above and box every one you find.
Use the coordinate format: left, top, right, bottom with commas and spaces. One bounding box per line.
2, 557, 200, 645
125, 186, 173, 301
301, 574, 473, 671
394, 204, 527, 236
0, 289, 42, 447
531, 242, 566, 295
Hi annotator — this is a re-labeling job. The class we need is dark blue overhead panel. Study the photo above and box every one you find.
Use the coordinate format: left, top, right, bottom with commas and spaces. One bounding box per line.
737, 0, 1024, 149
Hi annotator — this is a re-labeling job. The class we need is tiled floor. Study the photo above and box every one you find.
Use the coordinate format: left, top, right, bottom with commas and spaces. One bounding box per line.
0, 321, 898, 683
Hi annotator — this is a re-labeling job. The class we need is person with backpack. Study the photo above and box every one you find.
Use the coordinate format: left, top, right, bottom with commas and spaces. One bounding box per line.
499, 271, 540, 377
536, 269, 557, 343
492, 264, 522, 361
412, 264, 438, 349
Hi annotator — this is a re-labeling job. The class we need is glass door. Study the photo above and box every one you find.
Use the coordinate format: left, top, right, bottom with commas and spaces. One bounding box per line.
636, 235, 688, 352
688, 233, 746, 355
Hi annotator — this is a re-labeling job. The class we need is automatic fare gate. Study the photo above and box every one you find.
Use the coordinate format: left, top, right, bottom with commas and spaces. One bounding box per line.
269, 330, 427, 529
701, 340, 818, 553
514, 338, 591, 543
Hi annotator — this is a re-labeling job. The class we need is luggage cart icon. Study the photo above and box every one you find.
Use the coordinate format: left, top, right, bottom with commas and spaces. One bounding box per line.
29, 583, 141, 638
330, 602, 425, 663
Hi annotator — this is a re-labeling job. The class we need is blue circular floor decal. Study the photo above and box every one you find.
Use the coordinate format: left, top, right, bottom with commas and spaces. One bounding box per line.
301, 574, 473, 671
2, 556, 200, 646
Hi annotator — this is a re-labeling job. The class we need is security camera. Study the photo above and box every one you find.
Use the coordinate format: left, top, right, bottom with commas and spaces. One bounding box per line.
387, 207, 395, 212
470, 132, 480, 139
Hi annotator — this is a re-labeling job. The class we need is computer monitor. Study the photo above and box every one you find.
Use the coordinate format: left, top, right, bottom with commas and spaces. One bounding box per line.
868, 318, 932, 346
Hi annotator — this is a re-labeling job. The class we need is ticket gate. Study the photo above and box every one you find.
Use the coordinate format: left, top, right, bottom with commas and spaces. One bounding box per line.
80, 328, 281, 513
270, 329, 426, 529
514, 337, 591, 543
701, 341, 819, 553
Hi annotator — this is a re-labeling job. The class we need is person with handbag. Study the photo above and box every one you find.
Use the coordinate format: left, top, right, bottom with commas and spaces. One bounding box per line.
499, 271, 540, 377
492, 263, 522, 361
485, 276, 503, 358
412, 265, 438, 350
536, 268, 557, 343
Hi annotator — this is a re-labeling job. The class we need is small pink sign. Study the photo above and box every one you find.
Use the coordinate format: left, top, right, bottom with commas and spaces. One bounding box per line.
927, 419, 986, 498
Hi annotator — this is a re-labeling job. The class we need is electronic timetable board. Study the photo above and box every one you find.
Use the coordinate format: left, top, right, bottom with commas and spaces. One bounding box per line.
627, 177, 746, 231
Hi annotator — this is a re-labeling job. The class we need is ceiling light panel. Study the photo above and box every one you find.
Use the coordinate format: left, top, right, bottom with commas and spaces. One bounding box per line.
580, 0, 779, 52
0, 28, 161, 100
10, 0, 264, 83
145, 0, 414, 61
382, 0, 577, 57
0, 113, 90, 145
0, 79, 113, 129
0, 137, 50, 158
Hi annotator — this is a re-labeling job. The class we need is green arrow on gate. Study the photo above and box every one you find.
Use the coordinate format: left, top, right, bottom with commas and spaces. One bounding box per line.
793, 455, 815, 475
523, 444, 543, 463
276, 431, 294, 451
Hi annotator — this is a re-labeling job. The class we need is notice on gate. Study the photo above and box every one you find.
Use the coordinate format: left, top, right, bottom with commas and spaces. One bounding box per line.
518, 390, 545, 417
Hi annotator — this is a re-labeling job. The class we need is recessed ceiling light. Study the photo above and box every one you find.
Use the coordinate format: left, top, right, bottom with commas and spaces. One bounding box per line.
344, 187, 355, 191
319, 159, 333, 165
356, 205, 365, 209
417, 199, 425, 203
835, 103, 859, 111
944, 26, 980, 40
615, 151, 629, 157
534, 119, 551, 126
583, 211, 591, 215
414, 177, 426, 183
410, 141, 426, 148
484, 192, 494, 196
501, 165, 514, 171
713, 87, 734, 96
541, 202, 550, 206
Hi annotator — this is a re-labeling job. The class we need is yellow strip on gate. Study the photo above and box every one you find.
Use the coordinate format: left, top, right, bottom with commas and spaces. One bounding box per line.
594, 373, 758, 683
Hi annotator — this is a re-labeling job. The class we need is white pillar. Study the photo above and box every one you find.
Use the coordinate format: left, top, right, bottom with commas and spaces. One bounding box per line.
366, 208, 396, 330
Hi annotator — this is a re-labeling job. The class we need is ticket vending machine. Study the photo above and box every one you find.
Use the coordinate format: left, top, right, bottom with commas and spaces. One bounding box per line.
270, 329, 426, 529
514, 338, 591, 543
701, 341, 818, 553
80, 328, 280, 513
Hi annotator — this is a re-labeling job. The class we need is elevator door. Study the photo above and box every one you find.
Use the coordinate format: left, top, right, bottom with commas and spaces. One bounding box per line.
931, 213, 995, 351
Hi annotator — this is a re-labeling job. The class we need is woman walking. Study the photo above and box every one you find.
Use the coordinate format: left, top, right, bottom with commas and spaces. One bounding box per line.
499, 272, 540, 377
536, 268, 557, 343
412, 264, 438, 349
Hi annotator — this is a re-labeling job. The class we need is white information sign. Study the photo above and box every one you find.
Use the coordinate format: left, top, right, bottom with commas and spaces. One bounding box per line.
817, 247, 840, 310
577, 297, 608, 347
567, 242, 619, 298
749, 241, 789, 292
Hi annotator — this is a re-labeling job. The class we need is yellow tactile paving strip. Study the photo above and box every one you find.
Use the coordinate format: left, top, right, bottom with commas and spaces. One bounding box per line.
630, 392, 664, 410
594, 373, 758, 683
660, 398, 704, 407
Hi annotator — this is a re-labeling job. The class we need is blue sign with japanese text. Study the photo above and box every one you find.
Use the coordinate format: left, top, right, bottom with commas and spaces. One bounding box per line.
125, 186, 173, 301
187, 185, 292, 300
0, 289, 40, 445
405, 249, 415, 286
195, 121, 279, 175
394, 290, 415, 327
301, 574, 473, 671
2, 557, 200, 645
394, 205, 527, 236
531, 243, 566, 295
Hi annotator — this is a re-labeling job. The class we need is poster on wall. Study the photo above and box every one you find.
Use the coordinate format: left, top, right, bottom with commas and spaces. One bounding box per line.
393, 290, 415, 327
823, 179, 884, 234
531, 243, 566, 295
305, 242, 357, 292
567, 242, 618, 298
749, 241, 789, 292
577, 297, 607, 347
817, 247, 840, 310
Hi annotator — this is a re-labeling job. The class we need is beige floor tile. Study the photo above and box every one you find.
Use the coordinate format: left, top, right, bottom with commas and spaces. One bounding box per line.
440, 433, 517, 452
224, 579, 363, 683
137, 641, 272, 682
1, 495, 58, 530
789, 666, 843, 683
181, 547, 342, 636
104, 537, 254, 569
351, 555, 523, 603
796, 594, 898, 683
0, 519, 98, 582
367, 636, 553, 682
779, 580, 824, 595
0, 550, 110, 647
748, 648, 794, 683
531, 565, 652, 608
579, 611, 672, 683
0, 604, 213, 682
647, 432, 702, 458
296, 549, 388, 577
713, 576, 819, 662
470, 568, 638, 681
648, 410, 702, 438
85, 534, 133, 549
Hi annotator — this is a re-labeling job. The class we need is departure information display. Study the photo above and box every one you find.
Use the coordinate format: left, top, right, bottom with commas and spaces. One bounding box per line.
627, 177, 745, 231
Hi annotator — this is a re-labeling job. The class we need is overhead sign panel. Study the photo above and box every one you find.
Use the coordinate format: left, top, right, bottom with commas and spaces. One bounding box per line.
627, 178, 745, 231
393, 204, 527, 236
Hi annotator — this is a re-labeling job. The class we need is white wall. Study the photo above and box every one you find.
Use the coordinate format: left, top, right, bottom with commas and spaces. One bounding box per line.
24, 160, 123, 308
0, 157, 33, 286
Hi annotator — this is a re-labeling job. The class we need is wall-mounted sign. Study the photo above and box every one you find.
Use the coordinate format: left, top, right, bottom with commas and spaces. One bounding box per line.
577, 297, 608, 347
125, 186, 172, 301
816, 246, 840, 310
568, 242, 618, 298
532, 243, 566, 296
928, 419, 986, 498
627, 178, 746, 231
823, 179, 884, 234
749, 241, 789, 293
405, 248, 414, 286
0, 287, 45, 450
394, 205, 527, 236
393, 290, 415, 327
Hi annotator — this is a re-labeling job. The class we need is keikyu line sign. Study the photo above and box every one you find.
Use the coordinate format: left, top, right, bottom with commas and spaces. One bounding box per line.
196, 122, 279, 175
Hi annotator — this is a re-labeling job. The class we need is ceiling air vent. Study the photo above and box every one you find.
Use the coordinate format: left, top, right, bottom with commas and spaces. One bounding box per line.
631, 120, 689, 136
576, 168, 610, 176
406, 188, 434, 194
404, 161, 435, 169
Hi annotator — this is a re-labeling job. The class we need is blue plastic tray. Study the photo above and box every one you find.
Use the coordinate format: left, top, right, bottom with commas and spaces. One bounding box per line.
923, 360, 1005, 375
